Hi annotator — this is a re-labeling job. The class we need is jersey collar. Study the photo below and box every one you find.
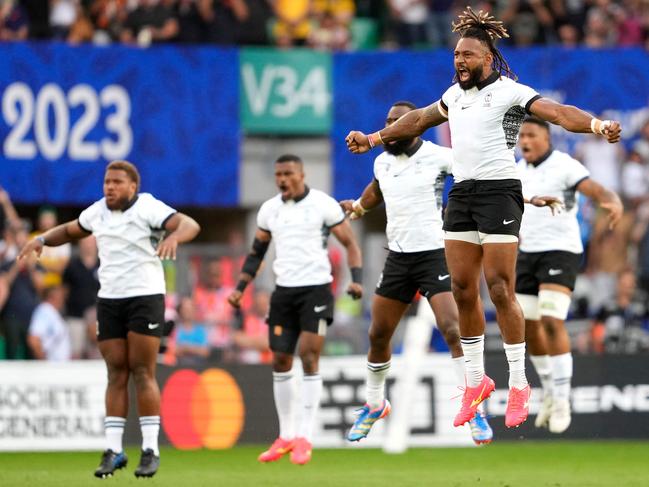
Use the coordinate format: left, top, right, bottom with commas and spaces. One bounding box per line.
528, 148, 554, 167
403, 139, 423, 158
283, 185, 310, 203
475, 71, 499, 91
121, 195, 139, 211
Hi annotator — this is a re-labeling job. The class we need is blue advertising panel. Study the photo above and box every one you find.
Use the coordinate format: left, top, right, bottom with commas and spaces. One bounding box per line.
0, 43, 239, 207
333, 48, 649, 200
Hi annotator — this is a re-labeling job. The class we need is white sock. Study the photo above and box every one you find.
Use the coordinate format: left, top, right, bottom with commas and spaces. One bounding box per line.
273, 371, 296, 440
452, 355, 484, 413
460, 336, 484, 388
504, 342, 528, 389
366, 361, 391, 409
139, 416, 160, 456
104, 416, 126, 453
530, 354, 553, 396
298, 374, 322, 441
551, 352, 573, 402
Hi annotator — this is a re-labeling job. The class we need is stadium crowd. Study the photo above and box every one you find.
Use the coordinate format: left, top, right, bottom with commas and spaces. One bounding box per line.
1, 0, 648, 50
2, 116, 649, 361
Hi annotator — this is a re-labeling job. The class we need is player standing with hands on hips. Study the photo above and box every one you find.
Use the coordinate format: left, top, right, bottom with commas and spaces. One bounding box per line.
228, 154, 363, 465
18, 161, 201, 479
345, 7, 621, 428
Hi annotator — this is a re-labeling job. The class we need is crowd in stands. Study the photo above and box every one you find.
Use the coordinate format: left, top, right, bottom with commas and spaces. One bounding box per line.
1, 0, 648, 50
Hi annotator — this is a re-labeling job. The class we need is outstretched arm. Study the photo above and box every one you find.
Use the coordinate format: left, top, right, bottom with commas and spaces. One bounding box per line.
17, 220, 90, 261
228, 229, 272, 308
330, 220, 363, 299
340, 179, 383, 220
529, 98, 621, 143
346, 100, 447, 154
576, 178, 623, 230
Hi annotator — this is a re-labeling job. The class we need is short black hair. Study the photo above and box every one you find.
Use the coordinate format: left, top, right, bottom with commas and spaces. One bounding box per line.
275, 154, 303, 165
392, 100, 417, 110
523, 116, 550, 131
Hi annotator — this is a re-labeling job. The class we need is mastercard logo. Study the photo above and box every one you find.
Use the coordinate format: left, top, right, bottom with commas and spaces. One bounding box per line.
161, 369, 245, 449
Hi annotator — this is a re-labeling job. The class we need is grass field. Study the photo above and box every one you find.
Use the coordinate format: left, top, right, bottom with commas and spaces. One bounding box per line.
0, 441, 647, 487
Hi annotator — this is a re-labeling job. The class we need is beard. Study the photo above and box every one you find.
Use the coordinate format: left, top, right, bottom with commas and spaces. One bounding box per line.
106, 195, 132, 210
384, 139, 415, 156
457, 64, 484, 90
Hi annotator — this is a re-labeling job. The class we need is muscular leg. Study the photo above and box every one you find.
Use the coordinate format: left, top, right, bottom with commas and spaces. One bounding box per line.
482, 242, 524, 344
428, 291, 462, 358
368, 295, 410, 363
297, 331, 326, 442
99, 339, 129, 417
128, 332, 161, 416
98, 338, 129, 454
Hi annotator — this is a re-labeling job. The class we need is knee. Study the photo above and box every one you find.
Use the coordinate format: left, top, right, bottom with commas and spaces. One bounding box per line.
272, 352, 293, 372
130, 364, 153, 388
368, 323, 392, 349
299, 350, 319, 374
439, 320, 461, 346
451, 280, 479, 308
487, 277, 514, 308
107, 365, 129, 388
541, 316, 560, 338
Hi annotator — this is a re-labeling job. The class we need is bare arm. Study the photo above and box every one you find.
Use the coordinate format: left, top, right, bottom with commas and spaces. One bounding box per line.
0, 188, 20, 228
577, 178, 623, 229
27, 335, 46, 360
228, 229, 272, 308
17, 220, 90, 261
529, 98, 621, 143
156, 212, 201, 260
340, 179, 383, 219
331, 220, 363, 299
346, 100, 447, 154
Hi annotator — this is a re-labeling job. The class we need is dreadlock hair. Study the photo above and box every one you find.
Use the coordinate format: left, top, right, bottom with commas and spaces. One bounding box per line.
451, 6, 517, 81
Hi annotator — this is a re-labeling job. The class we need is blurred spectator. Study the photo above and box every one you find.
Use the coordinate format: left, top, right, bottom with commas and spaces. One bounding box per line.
612, 0, 645, 47
89, 0, 129, 43
62, 236, 99, 358
233, 289, 271, 363
0, 187, 21, 261
557, 22, 580, 47
631, 201, 649, 295
21, 0, 50, 38
27, 285, 71, 361
32, 206, 71, 288
633, 119, 649, 163
0, 222, 45, 359
236, 0, 273, 45
576, 133, 624, 194
583, 6, 616, 48
174, 296, 210, 366
621, 150, 649, 208
500, 0, 556, 47
308, 11, 350, 50
271, 0, 311, 47
199, 0, 250, 45
0, 0, 29, 40
593, 269, 649, 353
49, 0, 79, 39
174, 0, 204, 43
192, 259, 235, 358
426, 0, 454, 48
120, 0, 179, 46
312, 0, 355, 25
67, 4, 94, 43
387, 0, 429, 47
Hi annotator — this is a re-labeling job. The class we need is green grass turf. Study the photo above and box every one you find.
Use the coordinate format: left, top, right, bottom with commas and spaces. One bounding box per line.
0, 441, 647, 487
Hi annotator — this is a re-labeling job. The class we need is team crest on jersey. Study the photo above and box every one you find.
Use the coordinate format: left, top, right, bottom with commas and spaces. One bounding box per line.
274, 325, 282, 336
483, 93, 492, 107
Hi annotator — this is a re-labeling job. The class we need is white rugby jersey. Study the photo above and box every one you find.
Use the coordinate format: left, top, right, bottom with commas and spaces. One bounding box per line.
78, 193, 176, 299
374, 140, 451, 252
518, 150, 590, 254
257, 188, 345, 287
440, 72, 540, 182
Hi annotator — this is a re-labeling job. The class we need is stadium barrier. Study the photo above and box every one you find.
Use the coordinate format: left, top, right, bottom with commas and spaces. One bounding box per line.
1, 353, 647, 451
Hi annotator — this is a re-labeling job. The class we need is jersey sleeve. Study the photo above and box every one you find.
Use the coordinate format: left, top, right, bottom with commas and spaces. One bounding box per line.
141, 195, 177, 229
256, 201, 271, 232
564, 157, 591, 189
28, 306, 48, 338
510, 81, 541, 114
439, 85, 456, 117
77, 201, 101, 233
322, 194, 345, 228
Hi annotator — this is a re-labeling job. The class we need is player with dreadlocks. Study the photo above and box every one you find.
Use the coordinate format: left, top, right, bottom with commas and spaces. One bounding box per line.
346, 6, 621, 429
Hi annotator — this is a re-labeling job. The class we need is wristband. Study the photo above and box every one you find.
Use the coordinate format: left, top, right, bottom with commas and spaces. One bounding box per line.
591, 118, 611, 135
367, 131, 384, 148
36, 236, 46, 246
352, 198, 368, 216
236, 280, 248, 293
350, 267, 363, 284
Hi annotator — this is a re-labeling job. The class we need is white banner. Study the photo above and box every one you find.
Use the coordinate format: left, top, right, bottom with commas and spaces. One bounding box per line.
0, 361, 107, 451
313, 354, 475, 449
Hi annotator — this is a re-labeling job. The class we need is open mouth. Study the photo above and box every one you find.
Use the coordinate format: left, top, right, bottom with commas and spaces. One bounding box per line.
457, 67, 470, 81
